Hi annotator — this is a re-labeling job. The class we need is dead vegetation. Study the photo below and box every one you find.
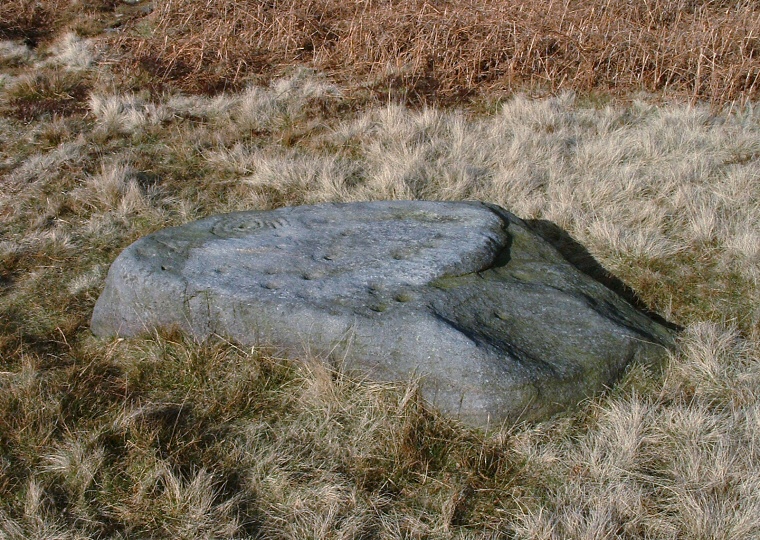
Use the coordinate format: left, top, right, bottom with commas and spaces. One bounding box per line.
4, 0, 760, 104
0, 0, 68, 44
110, 0, 760, 104
1, 5, 760, 537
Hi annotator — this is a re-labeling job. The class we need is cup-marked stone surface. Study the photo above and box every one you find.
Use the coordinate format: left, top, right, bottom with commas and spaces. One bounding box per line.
91, 201, 675, 426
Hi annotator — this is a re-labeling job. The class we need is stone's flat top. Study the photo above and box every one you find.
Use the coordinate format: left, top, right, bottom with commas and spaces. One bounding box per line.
92, 200, 675, 427
185, 201, 509, 305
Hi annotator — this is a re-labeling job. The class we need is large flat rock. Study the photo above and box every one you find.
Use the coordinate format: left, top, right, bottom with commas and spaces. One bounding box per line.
91, 201, 675, 426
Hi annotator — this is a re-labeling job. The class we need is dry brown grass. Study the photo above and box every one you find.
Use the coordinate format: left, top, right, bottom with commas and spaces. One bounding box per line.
0, 0, 71, 44
2, 29, 760, 539
112, 0, 760, 104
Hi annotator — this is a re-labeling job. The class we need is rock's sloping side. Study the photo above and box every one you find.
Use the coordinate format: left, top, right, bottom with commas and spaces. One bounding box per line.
91, 201, 675, 426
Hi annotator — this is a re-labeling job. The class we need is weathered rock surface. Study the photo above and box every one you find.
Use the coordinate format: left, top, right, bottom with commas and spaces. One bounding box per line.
91, 201, 675, 426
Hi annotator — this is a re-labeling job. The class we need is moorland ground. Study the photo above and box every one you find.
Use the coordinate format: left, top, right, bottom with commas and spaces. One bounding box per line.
1, 1, 760, 538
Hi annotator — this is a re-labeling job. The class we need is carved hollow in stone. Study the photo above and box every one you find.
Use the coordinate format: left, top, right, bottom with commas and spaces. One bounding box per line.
91, 201, 676, 427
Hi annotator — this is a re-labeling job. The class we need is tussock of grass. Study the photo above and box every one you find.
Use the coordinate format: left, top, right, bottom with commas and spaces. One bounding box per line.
46, 33, 96, 71
1, 34, 759, 538
0, 41, 32, 68
3, 69, 91, 122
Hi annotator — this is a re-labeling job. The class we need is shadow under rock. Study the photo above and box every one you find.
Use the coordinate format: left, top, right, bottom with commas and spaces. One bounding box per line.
525, 219, 683, 333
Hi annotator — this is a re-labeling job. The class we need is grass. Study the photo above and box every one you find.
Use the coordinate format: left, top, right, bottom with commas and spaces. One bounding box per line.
5, 0, 760, 103
113, 0, 760, 104
0, 10, 759, 540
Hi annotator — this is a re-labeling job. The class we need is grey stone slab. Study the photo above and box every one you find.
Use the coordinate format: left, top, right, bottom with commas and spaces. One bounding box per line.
91, 201, 675, 426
